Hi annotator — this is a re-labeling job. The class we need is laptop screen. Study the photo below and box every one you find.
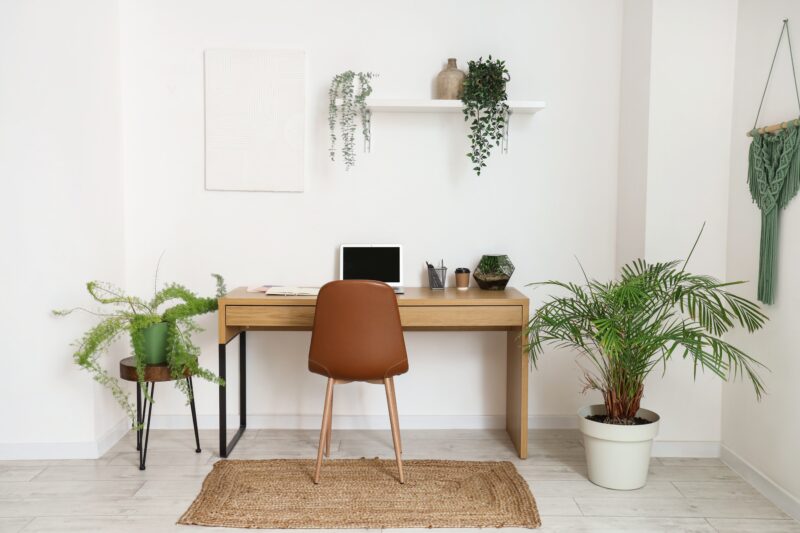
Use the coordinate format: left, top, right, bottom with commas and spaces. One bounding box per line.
342, 246, 401, 283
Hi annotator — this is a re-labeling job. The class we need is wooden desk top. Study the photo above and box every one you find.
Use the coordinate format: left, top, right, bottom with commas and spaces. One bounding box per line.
220, 286, 528, 307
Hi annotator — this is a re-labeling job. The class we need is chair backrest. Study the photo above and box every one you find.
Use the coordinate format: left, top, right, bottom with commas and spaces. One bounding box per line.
308, 280, 408, 381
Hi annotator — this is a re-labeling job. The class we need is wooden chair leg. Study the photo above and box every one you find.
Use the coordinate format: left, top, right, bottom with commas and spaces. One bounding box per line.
325, 385, 334, 457
314, 378, 334, 484
384, 377, 404, 484
387, 377, 401, 455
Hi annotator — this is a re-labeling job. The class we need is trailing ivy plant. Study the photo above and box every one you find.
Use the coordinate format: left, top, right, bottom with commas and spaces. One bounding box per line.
462, 56, 510, 175
328, 71, 377, 170
53, 272, 227, 426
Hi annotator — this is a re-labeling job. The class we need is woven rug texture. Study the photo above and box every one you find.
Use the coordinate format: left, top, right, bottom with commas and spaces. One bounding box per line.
178, 458, 541, 529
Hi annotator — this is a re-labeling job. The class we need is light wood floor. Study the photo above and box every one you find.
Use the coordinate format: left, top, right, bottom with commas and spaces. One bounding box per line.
0, 429, 797, 532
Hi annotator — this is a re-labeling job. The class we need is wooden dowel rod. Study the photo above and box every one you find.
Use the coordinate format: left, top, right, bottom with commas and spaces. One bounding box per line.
747, 118, 800, 136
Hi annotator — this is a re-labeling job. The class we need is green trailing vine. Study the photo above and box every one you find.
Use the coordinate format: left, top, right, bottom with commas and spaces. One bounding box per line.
328, 71, 377, 170
462, 56, 510, 175
53, 272, 227, 427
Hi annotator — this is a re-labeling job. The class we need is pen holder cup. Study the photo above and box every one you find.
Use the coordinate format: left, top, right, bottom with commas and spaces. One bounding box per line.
428, 267, 447, 290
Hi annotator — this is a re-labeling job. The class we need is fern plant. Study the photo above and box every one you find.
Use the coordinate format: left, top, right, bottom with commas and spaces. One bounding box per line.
525, 230, 768, 425
54, 273, 227, 426
328, 71, 377, 169
462, 56, 510, 175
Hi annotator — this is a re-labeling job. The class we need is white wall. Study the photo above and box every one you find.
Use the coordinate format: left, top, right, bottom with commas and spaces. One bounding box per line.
0, 0, 126, 457
636, 0, 739, 446
1, 0, 771, 461
616, 0, 652, 270
723, 0, 800, 512
118, 0, 623, 429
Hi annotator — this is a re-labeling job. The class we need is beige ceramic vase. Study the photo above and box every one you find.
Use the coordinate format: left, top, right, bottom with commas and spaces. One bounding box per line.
436, 58, 466, 99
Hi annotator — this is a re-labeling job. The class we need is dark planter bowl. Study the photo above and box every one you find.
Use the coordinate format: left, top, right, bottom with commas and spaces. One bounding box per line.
473, 273, 511, 291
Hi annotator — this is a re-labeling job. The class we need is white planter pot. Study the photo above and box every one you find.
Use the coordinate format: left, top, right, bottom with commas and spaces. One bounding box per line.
578, 404, 660, 490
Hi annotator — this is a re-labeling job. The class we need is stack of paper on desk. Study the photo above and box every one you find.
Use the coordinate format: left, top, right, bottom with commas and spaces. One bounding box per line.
266, 286, 319, 296
246, 285, 320, 296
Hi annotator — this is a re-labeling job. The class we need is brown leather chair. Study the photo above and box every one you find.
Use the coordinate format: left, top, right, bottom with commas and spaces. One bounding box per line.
308, 280, 409, 484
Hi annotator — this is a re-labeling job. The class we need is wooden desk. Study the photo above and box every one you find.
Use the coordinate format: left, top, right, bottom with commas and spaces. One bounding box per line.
217, 287, 530, 459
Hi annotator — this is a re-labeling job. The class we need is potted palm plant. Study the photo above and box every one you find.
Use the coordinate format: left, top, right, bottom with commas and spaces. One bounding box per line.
54, 273, 226, 425
525, 232, 767, 490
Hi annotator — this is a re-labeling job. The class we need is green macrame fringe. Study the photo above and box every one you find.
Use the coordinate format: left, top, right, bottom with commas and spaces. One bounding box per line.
747, 122, 800, 304
782, 132, 800, 206
758, 209, 778, 304
748, 141, 758, 201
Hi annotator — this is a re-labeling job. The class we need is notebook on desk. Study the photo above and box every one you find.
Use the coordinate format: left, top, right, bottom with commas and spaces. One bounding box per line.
265, 286, 319, 296
246, 285, 320, 296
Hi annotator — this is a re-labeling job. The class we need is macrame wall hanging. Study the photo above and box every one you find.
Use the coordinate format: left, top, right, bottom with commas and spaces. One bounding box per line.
747, 19, 800, 305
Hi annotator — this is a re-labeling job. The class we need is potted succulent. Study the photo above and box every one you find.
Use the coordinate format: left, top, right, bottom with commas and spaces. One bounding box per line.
525, 233, 767, 489
473, 254, 515, 290
53, 273, 226, 425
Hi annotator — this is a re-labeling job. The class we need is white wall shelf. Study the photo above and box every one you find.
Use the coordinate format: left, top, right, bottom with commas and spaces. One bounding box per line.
363, 98, 546, 114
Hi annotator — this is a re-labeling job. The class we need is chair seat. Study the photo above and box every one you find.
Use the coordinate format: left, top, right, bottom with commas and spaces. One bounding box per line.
119, 356, 190, 382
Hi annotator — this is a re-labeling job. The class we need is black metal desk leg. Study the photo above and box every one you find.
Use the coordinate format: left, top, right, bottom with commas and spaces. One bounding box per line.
219, 343, 227, 457
240, 331, 247, 428
219, 332, 247, 458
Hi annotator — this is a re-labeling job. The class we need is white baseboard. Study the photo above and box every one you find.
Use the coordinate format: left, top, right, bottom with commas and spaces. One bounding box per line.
148, 414, 581, 431
0, 417, 129, 461
721, 444, 800, 521
95, 418, 130, 457
651, 440, 720, 458
149, 414, 507, 430
525, 415, 720, 458
0, 441, 100, 460
0, 413, 723, 461
529, 415, 578, 429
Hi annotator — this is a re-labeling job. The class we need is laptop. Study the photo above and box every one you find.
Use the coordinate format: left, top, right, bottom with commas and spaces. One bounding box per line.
339, 244, 404, 294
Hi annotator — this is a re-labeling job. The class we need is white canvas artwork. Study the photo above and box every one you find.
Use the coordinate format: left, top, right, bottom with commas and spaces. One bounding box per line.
204, 49, 305, 192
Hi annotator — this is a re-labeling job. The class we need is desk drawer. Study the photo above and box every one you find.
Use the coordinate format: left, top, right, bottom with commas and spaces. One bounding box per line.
226, 304, 522, 329
226, 305, 315, 328
399, 305, 522, 328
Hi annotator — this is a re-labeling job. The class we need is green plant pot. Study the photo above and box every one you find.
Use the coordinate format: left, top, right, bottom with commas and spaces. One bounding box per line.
136, 322, 169, 365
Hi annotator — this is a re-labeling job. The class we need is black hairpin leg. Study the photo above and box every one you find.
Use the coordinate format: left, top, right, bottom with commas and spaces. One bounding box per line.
219, 331, 247, 458
139, 382, 155, 470
135, 384, 142, 451
188, 376, 201, 453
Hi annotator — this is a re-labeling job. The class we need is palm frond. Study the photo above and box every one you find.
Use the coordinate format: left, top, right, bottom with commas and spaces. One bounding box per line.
525, 235, 768, 421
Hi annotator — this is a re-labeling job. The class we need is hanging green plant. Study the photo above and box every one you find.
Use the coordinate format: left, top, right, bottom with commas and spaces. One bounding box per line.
328, 71, 377, 170
462, 56, 510, 175
53, 270, 227, 426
